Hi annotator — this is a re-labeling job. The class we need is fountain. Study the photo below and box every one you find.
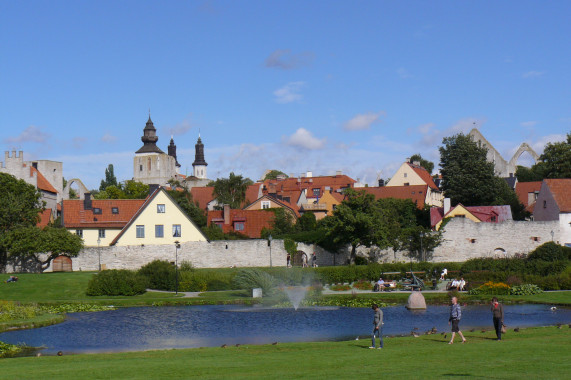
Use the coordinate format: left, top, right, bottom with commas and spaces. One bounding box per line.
283, 286, 309, 310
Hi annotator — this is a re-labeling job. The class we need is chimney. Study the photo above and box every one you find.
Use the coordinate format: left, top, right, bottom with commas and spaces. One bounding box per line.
84, 193, 92, 210
306, 171, 313, 178
149, 184, 160, 195
413, 161, 420, 166
223, 204, 231, 225
378, 179, 385, 187
336, 170, 342, 176
444, 198, 451, 215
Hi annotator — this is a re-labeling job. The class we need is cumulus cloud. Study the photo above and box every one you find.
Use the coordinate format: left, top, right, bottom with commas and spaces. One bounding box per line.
101, 134, 117, 144
522, 71, 544, 78
282, 128, 326, 150
343, 111, 385, 131
265, 49, 314, 70
165, 117, 194, 136
4, 125, 51, 144
274, 82, 305, 104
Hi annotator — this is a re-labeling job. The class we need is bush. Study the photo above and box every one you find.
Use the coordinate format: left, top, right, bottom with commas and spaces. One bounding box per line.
138, 260, 175, 291
509, 284, 543, 295
178, 271, 234, 292
352, 280, 373, 290
232, 269, 278, 296
468, 281, 511, 295
527, 242, 571, 262
86, 270, 147, 296
330, 284, 351, 291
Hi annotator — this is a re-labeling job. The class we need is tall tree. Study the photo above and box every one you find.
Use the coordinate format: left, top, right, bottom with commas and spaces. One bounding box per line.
409, 154, 434, 174
539, 132, 571, 179
99, 164, 118, 191
439, 133, 499, 206
167, 188, 207, 228
208, 172, 253, 209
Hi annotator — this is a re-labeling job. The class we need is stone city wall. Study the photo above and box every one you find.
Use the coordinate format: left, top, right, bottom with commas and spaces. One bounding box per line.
36, 218, 561, 272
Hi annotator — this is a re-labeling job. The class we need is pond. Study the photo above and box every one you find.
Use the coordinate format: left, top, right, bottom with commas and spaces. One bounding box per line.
1, 304, 569, 355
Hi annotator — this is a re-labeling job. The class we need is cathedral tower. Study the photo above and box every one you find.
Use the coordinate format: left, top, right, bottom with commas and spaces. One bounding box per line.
192, 135, 208, 179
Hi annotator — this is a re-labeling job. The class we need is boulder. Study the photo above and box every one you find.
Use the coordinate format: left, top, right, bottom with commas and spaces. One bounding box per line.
406, 291, 426, 310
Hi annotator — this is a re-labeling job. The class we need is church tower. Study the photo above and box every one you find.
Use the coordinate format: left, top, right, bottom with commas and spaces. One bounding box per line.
168, 136, 181, 168
192, 135, 208, 179
133, 115, 178, 185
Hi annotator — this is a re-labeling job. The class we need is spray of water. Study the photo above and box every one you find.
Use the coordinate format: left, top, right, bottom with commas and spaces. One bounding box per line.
283, 286, 309, 310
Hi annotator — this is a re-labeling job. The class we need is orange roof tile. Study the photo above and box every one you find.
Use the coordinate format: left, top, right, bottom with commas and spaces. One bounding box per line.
190, 186, 216, 210
407, 163, 439, 190
262, 174, 356, 195
207, 209, 275, 238
515, 181, 542, 207
62, 198, 146, 228
359, 185, 428, 209
31, 167, 58, 194
544, 179, 571, 212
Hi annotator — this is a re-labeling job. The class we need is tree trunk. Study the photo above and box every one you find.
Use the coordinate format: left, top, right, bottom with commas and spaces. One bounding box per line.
349, 245, 357, 265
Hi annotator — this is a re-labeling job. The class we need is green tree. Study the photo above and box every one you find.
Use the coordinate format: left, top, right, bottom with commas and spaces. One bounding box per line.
99, 164, 118, 191
268, 208, 296, 236
515, 164, 546, 182
539, 133, 571, 179
297, 212, 317, 232
123, 180, 150, 199
439, 133, 500, 206
167, 188, 207, 228
263, 170, 288, 180
208, 172, 253, 209
409, 154, 434, 174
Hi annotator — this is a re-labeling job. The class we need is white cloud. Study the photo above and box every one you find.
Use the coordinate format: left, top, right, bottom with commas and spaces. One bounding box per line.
265, 49, 314, 70
274, 82, 305, 104
166, 117, 194, 136
101, 134, 118, 143
522, 71, 544, 78
343, 111, 385, 131
4, 125, 51, 144
282, 128, 326, 150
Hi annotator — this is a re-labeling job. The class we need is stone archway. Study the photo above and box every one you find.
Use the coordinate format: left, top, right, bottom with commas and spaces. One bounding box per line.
493, 248, 507, 258
63, 178, 89, 200
508, 142, 540, 168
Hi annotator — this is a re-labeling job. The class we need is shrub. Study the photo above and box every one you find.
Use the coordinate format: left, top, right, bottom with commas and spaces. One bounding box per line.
509, 284, 543, 295
527, 242, 571, 262
232, 268, 278, 296
468, 281, 511, 295
179, 260, 194, 272
138, 260, 175, 291
330, 284, 351, 291
86, 270, 146, 296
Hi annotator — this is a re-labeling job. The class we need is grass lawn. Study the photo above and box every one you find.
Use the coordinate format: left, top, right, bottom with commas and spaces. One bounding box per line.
0, 326, 569, 379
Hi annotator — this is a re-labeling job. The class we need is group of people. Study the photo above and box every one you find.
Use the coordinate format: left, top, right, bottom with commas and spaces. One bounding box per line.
286, 252, 318, 268
370, 296, 505, 349
448, 278, 467, 291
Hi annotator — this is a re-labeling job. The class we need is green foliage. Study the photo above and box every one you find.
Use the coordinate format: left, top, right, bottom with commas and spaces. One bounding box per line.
167, 188, 207, 228
0, 341, 26, 358
268, 208, 297, 235
539, 133, 571, 179
515, 165, 546, 182
93, 180, 149, 199
232, 268, 278, 296
179, 271, 234, 292
283, 238, 297, 255
409, 154, 434, 174
99, 164, 118, 191
352, 280, 373, 290
296, 212, 317, 231
263, 170, 288, 180
527, 242, 571, 261
468, 281, 511, 295
509, 284, 543, 295
209, 172, 253, 208
138, 260, 176, 291
86, 270, 147, 296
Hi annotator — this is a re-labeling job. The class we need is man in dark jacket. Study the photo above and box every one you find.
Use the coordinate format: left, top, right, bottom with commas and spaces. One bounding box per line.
491, 297, 504, 340
370, 304, 383, 349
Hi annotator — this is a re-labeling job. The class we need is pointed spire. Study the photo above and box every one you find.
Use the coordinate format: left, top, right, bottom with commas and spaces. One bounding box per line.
136, 115, 164, 154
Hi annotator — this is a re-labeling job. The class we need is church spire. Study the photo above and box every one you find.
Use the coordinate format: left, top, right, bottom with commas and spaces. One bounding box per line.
135, 115, 164, 154
168, 136, 181, 168
192, 134, 208, 179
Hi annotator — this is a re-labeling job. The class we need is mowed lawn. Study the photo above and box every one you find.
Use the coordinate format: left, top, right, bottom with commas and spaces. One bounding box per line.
1, 326, 570, 379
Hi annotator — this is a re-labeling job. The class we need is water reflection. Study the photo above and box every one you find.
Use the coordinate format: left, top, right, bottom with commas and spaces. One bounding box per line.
0, 304, 568, 355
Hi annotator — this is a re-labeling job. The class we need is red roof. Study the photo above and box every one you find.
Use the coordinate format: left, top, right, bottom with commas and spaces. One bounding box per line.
207, 209, 275, 238
244, 183, 263, 205
190, 187, 216, 210
430, 204, 513, 227
37, 209, 53, 228
262, 174, 356, 195
407, 163, 439, 190
544, 179, 571, 212
62, 198, 145, 228
359, 185, 428, 209
31, 167, 58, 194
515, 181, 542, 207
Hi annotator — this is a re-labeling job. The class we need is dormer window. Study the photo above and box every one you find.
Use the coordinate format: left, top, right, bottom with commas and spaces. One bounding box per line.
404, 173, 407, 178
112, 207, 119, 214
312, 188, 320, 197
261, 201, 270, 209
234, 222, 245, 231
93, 208, 102, 214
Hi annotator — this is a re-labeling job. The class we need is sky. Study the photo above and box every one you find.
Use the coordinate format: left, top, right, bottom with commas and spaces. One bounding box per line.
1, 1, 570, 190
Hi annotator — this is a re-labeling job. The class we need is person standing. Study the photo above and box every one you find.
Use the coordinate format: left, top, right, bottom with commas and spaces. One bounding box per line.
440, 268, 447, 280
370, 304, 384, 349
491, 297, 504, 341
448, 297, 466, 344
312, 252, 317, 267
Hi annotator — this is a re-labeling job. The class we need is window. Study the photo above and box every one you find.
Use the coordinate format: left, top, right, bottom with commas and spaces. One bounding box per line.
157, 204, 166, 213
139, 165, 143, 172
112, 207, 119, 214
261, 201, 271, 209
214, 222, 223, 229
404, 182, 410, 186
404, 173, 408, 178
532, 237, 540, 242
543, 200, 547, 208
98, 229, 105, 238
234, 222, 244, 231
155, 225, 164, 238
136, 225, 145, 238
75, 229, 83, 238
172, 224, 181, 237
312, 188, 320, 197
491, 216, 497, 222
470, 238, 476, 243
93, 208, 102, 214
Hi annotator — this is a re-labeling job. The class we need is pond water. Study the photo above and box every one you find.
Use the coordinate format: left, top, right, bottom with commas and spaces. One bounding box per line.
1, 304, 569, 355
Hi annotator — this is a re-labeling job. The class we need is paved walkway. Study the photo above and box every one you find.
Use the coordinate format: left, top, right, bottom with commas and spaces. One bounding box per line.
146, 289, 201, 298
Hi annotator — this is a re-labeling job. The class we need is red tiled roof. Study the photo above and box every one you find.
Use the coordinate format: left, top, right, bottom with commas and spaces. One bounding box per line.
430, 204, 512, 227
359, 185, 428, 209
244, 195, 301, 217
262, 174, 356, 195
62, 198, 146, 228
244, 183, 263, 205
544, 179, 571, 212
515, 181, 542, 207
207, 209, 275, 238
31, 167, 58, 194
190, 187, 216, 210
407, 163, 439, 190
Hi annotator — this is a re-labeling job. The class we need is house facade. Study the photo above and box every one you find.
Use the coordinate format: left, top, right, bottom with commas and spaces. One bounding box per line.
533, 179, 571, 246
385, 162, 443, 207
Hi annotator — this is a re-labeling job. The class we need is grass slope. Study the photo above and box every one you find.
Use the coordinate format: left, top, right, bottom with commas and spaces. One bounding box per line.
0, 327, 569, 379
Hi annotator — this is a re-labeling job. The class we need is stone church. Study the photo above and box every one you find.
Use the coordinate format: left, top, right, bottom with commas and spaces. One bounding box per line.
133, 116, 209, 187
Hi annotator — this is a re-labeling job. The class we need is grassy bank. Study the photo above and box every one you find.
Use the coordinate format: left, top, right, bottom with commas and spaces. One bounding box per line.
0, 326, 569, 379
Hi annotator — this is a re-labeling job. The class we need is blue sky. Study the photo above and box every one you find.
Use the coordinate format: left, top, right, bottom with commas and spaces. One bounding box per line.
1, 1, 569, 190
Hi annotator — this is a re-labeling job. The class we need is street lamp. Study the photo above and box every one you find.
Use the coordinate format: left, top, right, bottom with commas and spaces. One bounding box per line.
97, 236, 101, 271
268, 234, 273, 268
419, 231, 425, 262
551, 230, 554, 242
174, 240, 181, 295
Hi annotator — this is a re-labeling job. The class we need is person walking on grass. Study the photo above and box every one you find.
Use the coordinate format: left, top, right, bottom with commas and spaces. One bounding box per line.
448, 296, 466, 344
370, 304, 383, 349
491, 297, 504, 341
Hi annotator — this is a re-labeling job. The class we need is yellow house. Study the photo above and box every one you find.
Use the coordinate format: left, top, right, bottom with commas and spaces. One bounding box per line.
386, 162, 443, 207
434, 204, 480, 230
62, 187, 207, 247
